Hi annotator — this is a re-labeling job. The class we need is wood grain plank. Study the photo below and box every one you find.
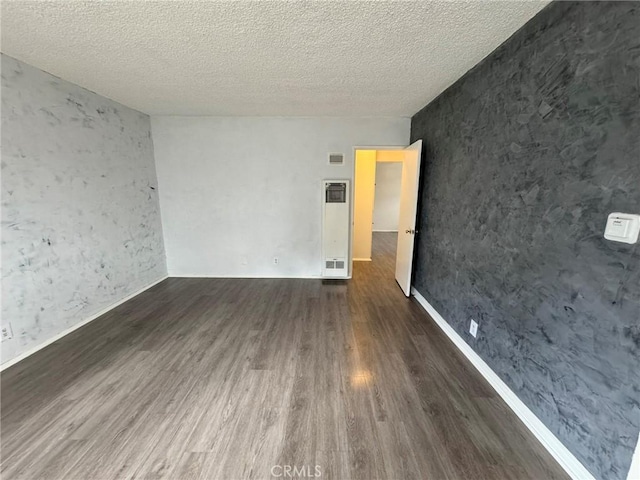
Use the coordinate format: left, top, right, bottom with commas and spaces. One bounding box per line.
1, 233, 569, 480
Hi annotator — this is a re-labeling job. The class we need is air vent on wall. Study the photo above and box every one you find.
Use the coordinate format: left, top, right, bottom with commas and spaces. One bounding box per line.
326, 260, 335, 269
329, 153, 344, 165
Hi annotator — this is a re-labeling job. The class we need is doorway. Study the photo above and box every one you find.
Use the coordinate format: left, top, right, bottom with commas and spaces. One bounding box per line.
353, 149, 403, 261
352, 142, 422, 296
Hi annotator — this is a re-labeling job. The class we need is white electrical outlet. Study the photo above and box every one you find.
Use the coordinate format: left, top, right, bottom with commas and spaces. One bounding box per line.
273, 257, 279, 265
469, 319, 478, 338
2, 323, 13, 341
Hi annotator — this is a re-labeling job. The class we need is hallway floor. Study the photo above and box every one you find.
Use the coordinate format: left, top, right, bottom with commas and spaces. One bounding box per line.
1, 233, 567, 479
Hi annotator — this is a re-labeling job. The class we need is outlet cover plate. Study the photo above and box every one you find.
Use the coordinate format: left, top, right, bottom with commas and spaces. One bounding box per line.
2, 323, 13, 342
469, 319, 478, 338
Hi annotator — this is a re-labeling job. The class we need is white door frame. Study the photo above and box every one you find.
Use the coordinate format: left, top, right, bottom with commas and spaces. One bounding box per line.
349, 145, 407, 278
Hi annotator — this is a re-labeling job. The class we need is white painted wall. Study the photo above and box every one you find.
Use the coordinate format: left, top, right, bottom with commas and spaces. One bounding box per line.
151, 116, 410, 277
1, 55, 167, 365
373, 162, 402, 232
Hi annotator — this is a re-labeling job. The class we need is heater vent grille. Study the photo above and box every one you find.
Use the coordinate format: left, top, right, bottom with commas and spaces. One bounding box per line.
329, 153, 344, 165
322, 179, 349, 279
325, 260, 345, 270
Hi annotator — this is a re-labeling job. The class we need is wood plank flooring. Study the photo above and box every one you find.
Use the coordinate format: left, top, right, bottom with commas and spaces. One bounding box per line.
1, 233, 568, 479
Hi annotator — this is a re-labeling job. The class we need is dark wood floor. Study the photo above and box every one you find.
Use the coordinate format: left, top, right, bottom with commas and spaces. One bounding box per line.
1, 233, 567, 480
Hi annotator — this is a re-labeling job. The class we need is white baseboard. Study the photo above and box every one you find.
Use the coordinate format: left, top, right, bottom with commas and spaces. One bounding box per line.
0, 275, 169, 372
168, 274, 323, 279
628, 434, 640, 480
352, 258, 372, 262
411, 287, 595, 480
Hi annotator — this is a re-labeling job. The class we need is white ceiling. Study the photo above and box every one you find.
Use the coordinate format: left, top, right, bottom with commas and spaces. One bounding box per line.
1, 1, 549, 117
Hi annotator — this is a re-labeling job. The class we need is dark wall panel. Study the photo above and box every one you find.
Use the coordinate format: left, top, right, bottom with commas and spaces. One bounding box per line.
410, 2, 639, 479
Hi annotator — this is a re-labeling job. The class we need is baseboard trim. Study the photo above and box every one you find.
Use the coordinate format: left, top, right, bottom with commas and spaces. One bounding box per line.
0, 275, 169, 372
169, 274, 324, 279
410, 287, 595, 480
628, 433, 640, 480
352, 258, 372, 262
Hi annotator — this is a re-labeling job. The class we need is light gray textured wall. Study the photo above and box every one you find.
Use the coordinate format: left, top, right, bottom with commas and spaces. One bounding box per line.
411, 2, 639, 480
1, 55, 167, 365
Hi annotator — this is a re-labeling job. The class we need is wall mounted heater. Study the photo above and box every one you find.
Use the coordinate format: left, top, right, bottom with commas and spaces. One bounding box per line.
322, 180, 350, 278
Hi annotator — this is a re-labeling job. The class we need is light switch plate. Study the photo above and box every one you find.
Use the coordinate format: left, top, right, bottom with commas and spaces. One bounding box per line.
604, 213, 640, 244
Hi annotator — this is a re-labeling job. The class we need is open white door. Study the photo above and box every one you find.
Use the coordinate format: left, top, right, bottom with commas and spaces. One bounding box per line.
395, 140, 422, 296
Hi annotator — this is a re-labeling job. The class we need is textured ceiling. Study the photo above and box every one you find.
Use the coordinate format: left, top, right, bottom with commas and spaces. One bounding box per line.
1, 1, 549, 116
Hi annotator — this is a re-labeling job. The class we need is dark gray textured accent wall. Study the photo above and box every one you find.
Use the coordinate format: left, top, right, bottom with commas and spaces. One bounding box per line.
410, 2, 639, 479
